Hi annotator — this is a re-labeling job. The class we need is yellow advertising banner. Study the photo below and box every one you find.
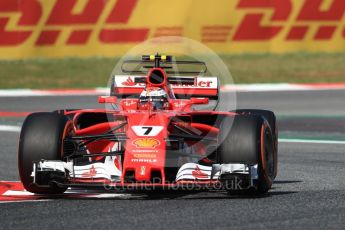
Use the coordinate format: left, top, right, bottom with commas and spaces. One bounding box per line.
0, 0, 344, 59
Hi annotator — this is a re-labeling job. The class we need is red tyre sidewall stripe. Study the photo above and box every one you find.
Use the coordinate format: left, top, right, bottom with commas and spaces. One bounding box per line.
260, 123, 272, 188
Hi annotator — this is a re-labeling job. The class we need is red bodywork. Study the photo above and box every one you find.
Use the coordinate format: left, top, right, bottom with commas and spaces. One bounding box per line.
63, 67, 236, 187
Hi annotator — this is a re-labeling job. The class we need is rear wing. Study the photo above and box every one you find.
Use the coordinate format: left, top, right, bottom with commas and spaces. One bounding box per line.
111, 75, 219, 100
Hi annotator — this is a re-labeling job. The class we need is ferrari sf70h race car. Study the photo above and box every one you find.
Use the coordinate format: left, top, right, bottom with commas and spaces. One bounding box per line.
18, 54, 278, 195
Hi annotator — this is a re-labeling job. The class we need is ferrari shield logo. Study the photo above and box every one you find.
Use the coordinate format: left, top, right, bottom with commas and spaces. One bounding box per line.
140, 166, 146, 176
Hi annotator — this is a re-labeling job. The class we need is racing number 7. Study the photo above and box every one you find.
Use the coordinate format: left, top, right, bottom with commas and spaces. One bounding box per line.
142, 126, 153, 135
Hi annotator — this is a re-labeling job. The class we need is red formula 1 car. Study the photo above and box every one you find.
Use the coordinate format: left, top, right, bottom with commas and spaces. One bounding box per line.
18, 54, 278, 195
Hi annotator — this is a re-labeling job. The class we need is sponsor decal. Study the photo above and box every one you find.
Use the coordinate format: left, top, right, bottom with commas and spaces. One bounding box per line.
116, 76, 217, 89
114, 76, 145, 88
121, 77, 136, 86
131, 158, 157, 163
132, 138, 160, 148
171, 81, 214, 88
131, 152, 157, 163
123, 100, 137, 106
170, 77, 218, 89
132, 149, 158, 153
192, 165, 208, 179
0, 0, 344, 59
81, 165, 97, 178
173, 101, 187, 108
133, 154, 157, 158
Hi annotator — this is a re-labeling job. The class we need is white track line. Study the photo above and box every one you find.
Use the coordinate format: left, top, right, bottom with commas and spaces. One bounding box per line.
0, 125, 21, 132
0, 199, 51, 204
279, 138, 345, 145
0, 88, 107, 97
0, 188, 142, 204
222, 83, 308, 92
1, 83, 345, 97
222, 83, 345, 92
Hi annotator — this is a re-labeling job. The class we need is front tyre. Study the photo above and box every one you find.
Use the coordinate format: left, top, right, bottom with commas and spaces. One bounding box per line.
18, 112, 69, 194
218, 115, 275, 195
231, 109, 278, 179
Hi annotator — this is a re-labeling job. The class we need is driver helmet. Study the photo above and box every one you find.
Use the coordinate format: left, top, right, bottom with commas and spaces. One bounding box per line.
138, 87, 170, 110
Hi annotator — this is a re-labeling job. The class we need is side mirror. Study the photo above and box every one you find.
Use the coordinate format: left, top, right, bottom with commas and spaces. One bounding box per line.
190, 97, 209, 105
98, 96, 117, 104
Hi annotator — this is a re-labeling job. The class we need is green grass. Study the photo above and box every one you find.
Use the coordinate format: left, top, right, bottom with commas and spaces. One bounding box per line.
0, 53, 344, 89
223, 52, 345, 84
0, 58, 118, 89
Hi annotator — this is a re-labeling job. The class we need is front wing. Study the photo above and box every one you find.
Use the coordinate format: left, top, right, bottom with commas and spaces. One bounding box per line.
32, 159, 258, 190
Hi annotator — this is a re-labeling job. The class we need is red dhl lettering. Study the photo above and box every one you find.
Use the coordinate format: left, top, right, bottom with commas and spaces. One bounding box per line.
233, 0, 292, 41
233, 0, 344, 41
0, 0, 149, 46
0, 0, 344, 47
0, 0, 41, 46
297, 0, 344, 21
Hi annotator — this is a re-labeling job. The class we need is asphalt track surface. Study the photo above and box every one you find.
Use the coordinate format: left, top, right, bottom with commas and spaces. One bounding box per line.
1, 90, 345, 229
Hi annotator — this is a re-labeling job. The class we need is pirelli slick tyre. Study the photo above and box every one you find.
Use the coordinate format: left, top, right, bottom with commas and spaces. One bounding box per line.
18, 112, 69, 194
218, 115, 275, 195
231, 109, 278, 179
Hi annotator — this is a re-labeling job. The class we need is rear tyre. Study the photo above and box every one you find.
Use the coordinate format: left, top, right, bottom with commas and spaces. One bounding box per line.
231, 109, 277, 179
218, 115, 274, 195
18, 112, 69, 194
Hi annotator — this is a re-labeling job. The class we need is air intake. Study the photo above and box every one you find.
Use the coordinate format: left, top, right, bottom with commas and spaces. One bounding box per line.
148, 68, 166, 86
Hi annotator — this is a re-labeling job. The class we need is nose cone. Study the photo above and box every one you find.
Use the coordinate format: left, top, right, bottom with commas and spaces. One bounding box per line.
122, 113, 169, 183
